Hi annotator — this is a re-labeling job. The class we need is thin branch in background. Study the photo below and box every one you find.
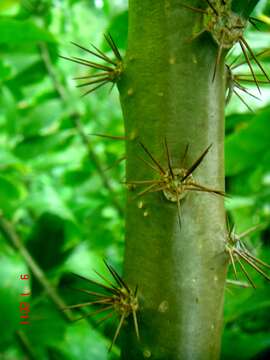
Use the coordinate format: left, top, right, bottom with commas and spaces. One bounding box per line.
71, 116, 124, 216
0, 213, 74, 322
15, 330, 36, 360
38, 42, 123, 217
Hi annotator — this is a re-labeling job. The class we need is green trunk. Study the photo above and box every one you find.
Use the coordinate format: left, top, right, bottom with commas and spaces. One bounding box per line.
118, 1, 227, 359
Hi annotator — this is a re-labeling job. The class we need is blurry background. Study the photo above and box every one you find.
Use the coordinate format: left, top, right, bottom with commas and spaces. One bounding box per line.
0, 0, 270, 359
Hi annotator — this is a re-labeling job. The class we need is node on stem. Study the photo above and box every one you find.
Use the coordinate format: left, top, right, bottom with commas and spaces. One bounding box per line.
60, 34, 123, 96
126, 140, 225, 227
63, 260, 140, 351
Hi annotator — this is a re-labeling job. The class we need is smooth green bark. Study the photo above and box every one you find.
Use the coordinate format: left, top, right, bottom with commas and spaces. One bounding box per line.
119, 1, 228, 359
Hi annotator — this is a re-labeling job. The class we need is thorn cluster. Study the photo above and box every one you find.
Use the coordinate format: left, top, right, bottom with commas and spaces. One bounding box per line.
226, 223, 270, 288
126, 140, 225, 226
61, 34, 122, 96
226, 49, 270, 110
182, 0, 270, 82
64, 261, 139, 351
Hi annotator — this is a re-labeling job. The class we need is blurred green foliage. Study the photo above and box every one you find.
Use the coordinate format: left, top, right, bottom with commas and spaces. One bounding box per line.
0, 0, 269, 359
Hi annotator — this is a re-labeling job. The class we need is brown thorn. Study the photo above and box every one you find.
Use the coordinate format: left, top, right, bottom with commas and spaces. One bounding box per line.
186, 28, 207, 43
228, 249, 238, 279
72, 56, 113, 71
108, 33, 122, 61
233, 89, 254, 113
135, 183, 160, 199
234, 81, 261, 101
104, 33, 122, 61
176, 189, 182, 229
136, 154, 161, 174
95, 311, 115, 327
149, 185, 167, 193
71, 272, 118, 295
238, 224, 263, 239
63, 298, 112, 310
73, 72, 111, 80
237, 257, 256, 288
76, 77, 110, 88
103, 260, 130, 293
104, 155, 126, 172
244, 251, 270, 270
90, 133, 127, 140
182, 144, 212, 181
139, 142, 166, 175
181, 143, 190, 168
59, 55, 95, 68
230, 53, 243, 69
236, 250, 270, 282
212, 33, 224, 82
226, 216, 233, 238
205, 0, 218, 16
109, 313, 125, 352
164, 137, 174, 178
94, 270, 120, 292
75, 305, 114, 322
187, 182, 226, 197
71, 41, 117, 66
179, 2, 207, 14
226, 279, 251, 288
90, 42, 115, 64
132, 309, 140, 340
126, 179, 162, 185
69, 287, 108, 298
237, 77, 269, 85
240, 37, 270, 82
81, 81, 109, 97
239, 40, 261, 94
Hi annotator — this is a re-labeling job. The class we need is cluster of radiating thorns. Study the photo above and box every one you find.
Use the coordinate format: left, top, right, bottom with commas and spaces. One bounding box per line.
126, 140, 225, 226
60, 33, 122, 96
63, 260, 139, 351
226, 222, 270, 288
183, 0, 270, 93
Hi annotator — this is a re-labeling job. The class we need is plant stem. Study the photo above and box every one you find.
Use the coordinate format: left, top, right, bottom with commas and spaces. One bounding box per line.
118, 1, 228, 358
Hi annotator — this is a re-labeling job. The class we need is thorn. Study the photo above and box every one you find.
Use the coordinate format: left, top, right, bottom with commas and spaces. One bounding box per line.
182, 144, 212, 181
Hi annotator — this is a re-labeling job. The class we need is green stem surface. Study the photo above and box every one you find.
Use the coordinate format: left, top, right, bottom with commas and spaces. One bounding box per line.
118, 1, 228, 359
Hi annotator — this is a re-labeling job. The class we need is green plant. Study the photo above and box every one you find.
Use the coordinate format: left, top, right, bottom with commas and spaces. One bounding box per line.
60, 1, 270, 359
1, 0, 270, 359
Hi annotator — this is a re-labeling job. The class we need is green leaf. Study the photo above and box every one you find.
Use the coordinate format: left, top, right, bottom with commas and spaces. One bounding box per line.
23, 302, 66, 352
225, 108, 270, 176
59, 322, 109, 360
0, 252, 28, 351
0, 18, 55, 43
106, 10, 128, 50
14, 131, 73, 160
232, 0, 261, 19
24, 175, 76, 220
0, 175, 27, 214
26, 212, 76, 272
222, 331, 270, 360
19, 99, 63, 136
0, 60, 12, 80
